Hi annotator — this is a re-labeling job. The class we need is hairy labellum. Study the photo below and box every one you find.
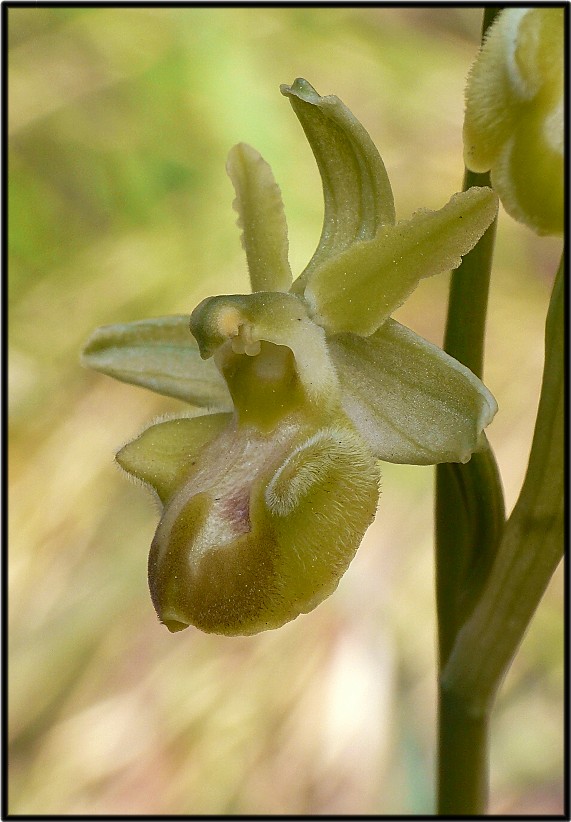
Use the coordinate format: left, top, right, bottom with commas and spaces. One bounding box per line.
119, 411, 379, 634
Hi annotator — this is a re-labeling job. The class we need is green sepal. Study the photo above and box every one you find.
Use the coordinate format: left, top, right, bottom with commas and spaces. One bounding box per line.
328, 319, 497, 464
116, 412, 232, 504
305, 187, 499, 336
281, 78, 395, 293
81, 316, 231, 408
226, 143, 292, 293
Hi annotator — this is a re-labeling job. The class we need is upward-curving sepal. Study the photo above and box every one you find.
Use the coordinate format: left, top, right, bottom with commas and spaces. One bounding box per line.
281, 78, 395, 293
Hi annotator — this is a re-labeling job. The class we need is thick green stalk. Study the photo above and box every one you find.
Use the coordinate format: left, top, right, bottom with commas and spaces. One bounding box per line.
442, 253, 564, 714
435, 170, 505, 666
435, 204, 502, 814
437, 690, 489, 815
435, 8, 503, 814
436, 249, 563, 815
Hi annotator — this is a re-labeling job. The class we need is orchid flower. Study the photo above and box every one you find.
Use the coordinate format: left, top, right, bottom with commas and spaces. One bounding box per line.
464, 7, 563, 236
82, 79, 499, 636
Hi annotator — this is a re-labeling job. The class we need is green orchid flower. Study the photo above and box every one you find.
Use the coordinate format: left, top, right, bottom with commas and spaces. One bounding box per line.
82, 79, 499, 636
464, 7, 564, 236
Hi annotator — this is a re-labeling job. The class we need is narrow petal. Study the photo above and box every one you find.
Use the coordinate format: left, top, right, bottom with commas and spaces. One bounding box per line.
328, 319, 497, 465
281, 78, 395, 292
226, 143, 292, 292
81, 315, 231, 408
305, 187, 498, 336
116, 412, 232, 504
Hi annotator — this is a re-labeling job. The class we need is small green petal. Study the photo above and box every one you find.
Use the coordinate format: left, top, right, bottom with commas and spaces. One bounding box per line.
116, 412, 232, 504
281, 78, 395, 293
81, 316, 231, 408
328, 319, 497, 465
305, 187, 498, 336
226, 143, 292, 293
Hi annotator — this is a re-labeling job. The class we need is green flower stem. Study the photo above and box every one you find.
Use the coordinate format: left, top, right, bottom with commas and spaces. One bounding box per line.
435, 217, 503, 814
441, 171, 497, 381
435, 172, 505, 664
437, 689, 489, 816
435, 8, 503, 814
442, 252, 564, 714
436, 437, 505, 667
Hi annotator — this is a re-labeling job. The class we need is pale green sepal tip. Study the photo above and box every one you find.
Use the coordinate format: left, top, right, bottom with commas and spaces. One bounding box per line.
329, 319, 497, 465
305, 187, 498, 336
81, 315, 231, 408
226, 143, 292, 293
281, 78, 395, 293
281, 77, 321, 104
116, 412, 232, 504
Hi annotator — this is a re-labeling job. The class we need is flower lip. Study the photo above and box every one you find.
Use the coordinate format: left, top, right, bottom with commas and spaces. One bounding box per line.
162, 615, 189, 633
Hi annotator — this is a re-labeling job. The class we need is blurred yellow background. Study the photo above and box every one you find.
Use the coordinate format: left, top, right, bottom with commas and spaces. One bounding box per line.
8, 6, 563, 815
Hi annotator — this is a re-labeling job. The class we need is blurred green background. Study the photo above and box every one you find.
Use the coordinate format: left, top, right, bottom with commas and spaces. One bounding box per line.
8, 6, 563, 816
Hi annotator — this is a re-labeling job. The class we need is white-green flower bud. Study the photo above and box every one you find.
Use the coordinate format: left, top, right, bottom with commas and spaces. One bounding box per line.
464, 8, 564, 235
